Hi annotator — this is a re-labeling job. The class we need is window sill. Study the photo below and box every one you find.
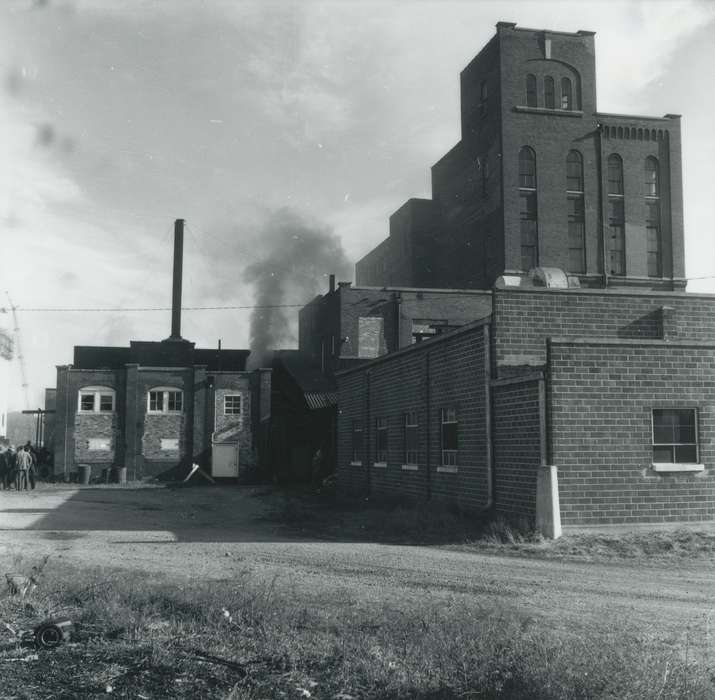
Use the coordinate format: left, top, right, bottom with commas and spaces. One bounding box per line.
401, 464, 418, 471
78, 411, 114, 415
147, 411, 183, 416
349, 460, 362, 467
437, 466, 458, 474
652, 463, 704, 473
373, 462, 387, 469
513, 105, 583, 118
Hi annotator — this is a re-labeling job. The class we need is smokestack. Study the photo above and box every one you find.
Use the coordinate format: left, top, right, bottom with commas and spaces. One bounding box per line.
170, 218, 184, 340
329, 274, 335, 293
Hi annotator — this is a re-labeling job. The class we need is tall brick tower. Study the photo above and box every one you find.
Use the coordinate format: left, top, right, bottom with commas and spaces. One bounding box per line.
356, 22, 684, 291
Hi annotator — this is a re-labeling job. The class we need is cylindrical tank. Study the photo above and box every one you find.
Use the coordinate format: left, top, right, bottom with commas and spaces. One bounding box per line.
78, 464, 91, 485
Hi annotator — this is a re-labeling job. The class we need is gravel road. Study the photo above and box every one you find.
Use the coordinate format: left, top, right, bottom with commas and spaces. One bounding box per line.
2, 485, 714, 644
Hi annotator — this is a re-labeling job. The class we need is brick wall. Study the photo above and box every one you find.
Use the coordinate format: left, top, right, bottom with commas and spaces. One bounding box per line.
213, 374, 254, 468
492, 375, 543, 517
337, 321, 491, 510
548, 338, 715, 525
74, 414, 118, 464
142, 414, 185, 461
494, 288, 715, 372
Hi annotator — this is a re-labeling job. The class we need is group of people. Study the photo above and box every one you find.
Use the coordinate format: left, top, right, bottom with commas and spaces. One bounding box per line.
0, 442, 39, 491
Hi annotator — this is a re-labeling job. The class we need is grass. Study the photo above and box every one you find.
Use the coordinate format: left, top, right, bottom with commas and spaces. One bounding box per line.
274, 486, 715, 561
1, 555, 714, 699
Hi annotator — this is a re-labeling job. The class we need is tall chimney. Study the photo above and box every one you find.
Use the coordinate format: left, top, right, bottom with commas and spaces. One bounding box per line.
170, 218, 184, 339
329, 273, 335, 293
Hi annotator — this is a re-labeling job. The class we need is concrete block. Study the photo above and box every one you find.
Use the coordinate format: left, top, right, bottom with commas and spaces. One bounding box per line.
536, 464, 562, 538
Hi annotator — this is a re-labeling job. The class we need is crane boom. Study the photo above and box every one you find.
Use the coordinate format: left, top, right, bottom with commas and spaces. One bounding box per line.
5, 292, 30, 410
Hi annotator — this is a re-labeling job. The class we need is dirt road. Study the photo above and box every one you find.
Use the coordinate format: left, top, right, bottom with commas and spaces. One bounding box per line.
1, 485, 714, 643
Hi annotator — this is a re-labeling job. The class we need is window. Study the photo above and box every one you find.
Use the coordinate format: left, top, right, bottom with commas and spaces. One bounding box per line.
351, 421, 363, 464
607, 154, 624, 195
440, 408, 458, 469
645, 157, 659, 197
404, 412, 418, 466
566, 150, 584, 193
148, 388, 183, 414
78, 387, 115, 414
646, 200, 661, 278
561, 77, 572, 110
224, 394, 242, 416
412, 319, 448, 343
479, 80, 488, 117
652, 409, 698, 463
566, 151, 585, 274
607, 155, 625, 276
544, 76, 555, 109
375, 417, 388, 464
519, 146, 538, 271
526, 74, 537, 107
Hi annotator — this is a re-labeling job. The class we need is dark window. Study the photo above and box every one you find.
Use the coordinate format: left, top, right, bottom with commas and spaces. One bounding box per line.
645, 156, 659, 197
99, 394, 114, 412
518, 147, 536, 189
520, 192, 538, 271
608, 199, 625, 276
544, 76, 555, 109
149, 391, 163, 412
561, 77, 572, 110
567, 196, 586, 274
646, 200, 661, 277
566, 150, 583, 192
224, 394, 242, 416
375, 417, 388, 463
441, 408, 458, 467
351, 420, 363, 463
607, 154, 624, 195
80, 393, 95, 412
404, 412, 418, 465
526, 74, 537, 107
652, 409, 698, 463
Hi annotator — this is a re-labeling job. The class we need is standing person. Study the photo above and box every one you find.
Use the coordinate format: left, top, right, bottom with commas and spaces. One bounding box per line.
15, 445, 32, 491
5, 446, 16, 490
0, 447, 8, 490
25, 442, 37, 490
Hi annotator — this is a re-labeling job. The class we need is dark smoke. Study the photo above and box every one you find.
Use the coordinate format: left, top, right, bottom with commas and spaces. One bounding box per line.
244, 208, 351, 368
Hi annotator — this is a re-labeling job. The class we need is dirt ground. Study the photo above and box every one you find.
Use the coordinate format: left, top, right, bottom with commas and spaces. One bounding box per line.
2, 484, 715, 645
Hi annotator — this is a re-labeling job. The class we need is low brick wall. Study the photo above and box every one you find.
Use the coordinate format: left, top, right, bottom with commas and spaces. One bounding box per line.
492, 375, 542, 517
73, 413, 119, 464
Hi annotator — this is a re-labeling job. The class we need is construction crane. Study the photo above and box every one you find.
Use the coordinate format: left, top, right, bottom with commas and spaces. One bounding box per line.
5, 292, 30, 410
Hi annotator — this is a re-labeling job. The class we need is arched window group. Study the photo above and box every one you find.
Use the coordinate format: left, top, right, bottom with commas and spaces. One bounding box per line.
147, 387, 184, 414
524, 74, 578, 110
518, 147, 538, 270
78, 386, 115, 414
566, 151, 585, 274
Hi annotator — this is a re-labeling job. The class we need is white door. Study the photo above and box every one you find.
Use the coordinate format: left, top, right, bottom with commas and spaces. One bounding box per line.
212, 442, 239, 478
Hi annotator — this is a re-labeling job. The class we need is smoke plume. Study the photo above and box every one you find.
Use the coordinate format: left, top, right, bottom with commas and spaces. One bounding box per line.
244, 208, 350, 368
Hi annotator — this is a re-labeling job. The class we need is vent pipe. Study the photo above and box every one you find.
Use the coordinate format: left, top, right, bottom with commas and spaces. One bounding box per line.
170, 218, 185, 340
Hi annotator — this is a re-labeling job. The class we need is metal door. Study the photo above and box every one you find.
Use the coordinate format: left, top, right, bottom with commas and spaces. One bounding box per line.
212, 442, 239, 478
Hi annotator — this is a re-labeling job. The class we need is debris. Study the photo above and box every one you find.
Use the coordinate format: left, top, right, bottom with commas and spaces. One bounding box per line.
183, 462, 215, 484
5, 574, 36, 599
34, 618, 74, 649
296, 689, 312, 698
105, 684, 113, 693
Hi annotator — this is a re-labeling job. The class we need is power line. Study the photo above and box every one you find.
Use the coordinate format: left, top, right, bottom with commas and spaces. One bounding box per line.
5, 303, 305, 313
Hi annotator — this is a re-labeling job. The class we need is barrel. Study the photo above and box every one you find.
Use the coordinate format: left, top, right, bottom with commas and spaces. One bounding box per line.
116, 467, 127, 484
78, 464, 91, 485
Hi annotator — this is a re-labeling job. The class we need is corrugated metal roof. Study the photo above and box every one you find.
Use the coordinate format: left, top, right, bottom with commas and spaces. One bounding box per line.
304, 392, 338, 410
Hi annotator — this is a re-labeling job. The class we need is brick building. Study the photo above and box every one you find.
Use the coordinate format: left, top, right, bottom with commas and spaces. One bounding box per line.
337, 288, 715, 528
53, 221, 271, 482
356, 22, 683, 292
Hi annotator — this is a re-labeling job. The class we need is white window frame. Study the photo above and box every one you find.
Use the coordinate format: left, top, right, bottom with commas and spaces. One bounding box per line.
78, 386, 116, 414
224, 394, 242, 416
651, 408, 703, 472
147, 387, 183, 414
439, 407, 458, 473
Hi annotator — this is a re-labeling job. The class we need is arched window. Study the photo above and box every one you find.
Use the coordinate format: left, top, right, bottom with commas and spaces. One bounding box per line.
147, 387, 183, 414
78, 386, 115, 414
645, 157, 661, 277
544, 76, 555, 109
607, 155, 625, 276
561, 77, 572, 110
645, 156, 659, 197
518, 147, 538, 271
526, 74, 537, 107
566, 151, 585, 274
566, 150, 583, 192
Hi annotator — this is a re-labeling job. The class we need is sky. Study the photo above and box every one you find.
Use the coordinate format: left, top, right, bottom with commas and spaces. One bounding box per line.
1, 0, 714, 411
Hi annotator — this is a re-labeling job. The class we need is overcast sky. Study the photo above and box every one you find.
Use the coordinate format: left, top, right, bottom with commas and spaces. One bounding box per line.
2, 0, 714, 411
